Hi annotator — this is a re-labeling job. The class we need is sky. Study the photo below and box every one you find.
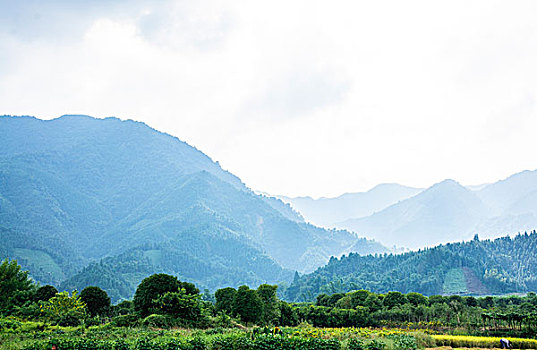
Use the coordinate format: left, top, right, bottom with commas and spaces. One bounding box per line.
1, 0, 537, 198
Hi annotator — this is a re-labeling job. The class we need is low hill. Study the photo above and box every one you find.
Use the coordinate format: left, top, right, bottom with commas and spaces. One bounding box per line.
285, 231, 537, 301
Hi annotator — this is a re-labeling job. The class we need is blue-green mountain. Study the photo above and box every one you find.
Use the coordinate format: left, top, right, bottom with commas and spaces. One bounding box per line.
0, 115, 385, 301
285, 231, 537, 301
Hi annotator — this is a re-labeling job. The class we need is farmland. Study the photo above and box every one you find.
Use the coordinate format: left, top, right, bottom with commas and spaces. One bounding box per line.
2, 322, 537, 350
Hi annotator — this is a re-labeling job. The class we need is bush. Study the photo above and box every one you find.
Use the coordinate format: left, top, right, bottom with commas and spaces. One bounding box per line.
141, 314, 173, 328
111, 314, 139, 327
57, 310, 83, 327
0, 317, 22, 330
366, 339, 385, 350
188, 337, 208, 350
348, 338, 366, 350
389, 334, 417, 349
85, 316, 102, 327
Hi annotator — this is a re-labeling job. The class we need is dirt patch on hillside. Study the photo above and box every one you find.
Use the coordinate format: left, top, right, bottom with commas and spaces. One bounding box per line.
462, 266, 489, 294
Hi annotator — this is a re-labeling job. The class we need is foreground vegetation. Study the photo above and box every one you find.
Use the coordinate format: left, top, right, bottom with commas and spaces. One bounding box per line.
2, 258, 537, 350
0, 322, 430, 350
4, 323, 537, 350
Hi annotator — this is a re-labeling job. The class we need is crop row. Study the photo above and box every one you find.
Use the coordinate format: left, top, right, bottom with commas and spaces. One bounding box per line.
20, 333, 420, 350
432, 334, 537, 349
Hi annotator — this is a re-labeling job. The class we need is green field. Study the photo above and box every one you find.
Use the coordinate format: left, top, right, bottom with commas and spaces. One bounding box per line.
12, 248, 64, 282
2, 321, 536, 350
442, 268, 468, 295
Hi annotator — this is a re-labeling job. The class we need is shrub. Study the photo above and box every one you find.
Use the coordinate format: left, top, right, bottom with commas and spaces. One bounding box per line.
141, 314, 172, 328
366, 339, 385, 350
85, 316, 102, 327
188, 337, 208, 350
57, 310, 83, 327
388, 334, 417, 349
348, 338, 366, 350
111, 314, 139, 327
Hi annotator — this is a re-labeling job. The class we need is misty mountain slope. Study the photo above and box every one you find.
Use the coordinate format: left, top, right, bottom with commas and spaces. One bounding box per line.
61, 228, 292, 302
477, 170, 537, 215
0, 115, 384, 293
285, 232, 537, 301
337, 180, 489, 249
467, 170, 537, 239
93, 169, 362, 272
281, 183, 422, 227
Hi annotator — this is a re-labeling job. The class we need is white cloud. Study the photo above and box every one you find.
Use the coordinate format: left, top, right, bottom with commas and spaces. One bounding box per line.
1, 0, 537, 197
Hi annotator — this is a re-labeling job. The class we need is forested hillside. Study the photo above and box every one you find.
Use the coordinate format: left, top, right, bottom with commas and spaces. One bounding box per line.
0, 115, 385, 301
285, 231, 537, 301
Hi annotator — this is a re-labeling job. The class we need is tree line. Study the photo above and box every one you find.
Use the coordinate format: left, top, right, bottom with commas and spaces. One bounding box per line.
2, 257, 537, 337
286, 231, 537, 301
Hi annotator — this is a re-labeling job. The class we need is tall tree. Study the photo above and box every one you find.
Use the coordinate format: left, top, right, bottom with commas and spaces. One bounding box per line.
0, 259, 34, 314
233, 285, 263, 325
133, 273, 180, 317
34, 285, 58, 302
80, 286, 111, 317
156, 289, 201, 320
257, 284, 280, 325
215, 287, 237, 315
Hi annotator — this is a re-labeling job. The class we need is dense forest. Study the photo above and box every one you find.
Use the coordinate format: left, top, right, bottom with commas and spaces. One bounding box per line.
286, 231, 537, 301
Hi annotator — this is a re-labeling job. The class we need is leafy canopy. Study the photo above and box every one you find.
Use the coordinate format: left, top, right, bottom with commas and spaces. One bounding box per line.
0, 258, 34, 314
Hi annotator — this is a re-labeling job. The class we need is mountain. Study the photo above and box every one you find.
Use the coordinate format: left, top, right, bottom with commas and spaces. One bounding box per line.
280, 184, 422, 227
472, 170, 537, 238
337, 180, 489, 249
326, 171, 537, 249
477, 170, 537, 216
285, 231, 537, 301
0, 115, 385, 301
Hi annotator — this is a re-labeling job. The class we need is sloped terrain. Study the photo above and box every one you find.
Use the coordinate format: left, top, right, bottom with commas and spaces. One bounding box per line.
0, 115, 385, 300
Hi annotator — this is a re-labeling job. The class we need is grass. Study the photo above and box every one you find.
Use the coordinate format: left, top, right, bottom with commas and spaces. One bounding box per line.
442, 268, 468, 294
12, 248, 64, 281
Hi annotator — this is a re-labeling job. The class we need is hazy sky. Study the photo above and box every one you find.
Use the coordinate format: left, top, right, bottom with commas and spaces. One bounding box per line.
1, 0, 537, 198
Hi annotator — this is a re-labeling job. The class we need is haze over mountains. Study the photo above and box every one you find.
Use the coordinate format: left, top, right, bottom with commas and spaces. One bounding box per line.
283, 171, 537, 249
0, 115, 385, 301
279, 184, 422, 228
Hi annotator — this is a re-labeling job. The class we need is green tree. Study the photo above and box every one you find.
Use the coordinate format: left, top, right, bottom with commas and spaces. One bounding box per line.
215, 287, 237, 315
316, 293, 330, 306
348, 290, 370, 308
406, 292, 428, 306
465, 296, 478, 307
80, 286, 111, 317
257, 284, 280, 325
156, 288, 202, 320
383, 291, 407, 309
133, 274, 181, 317
233, 285, 263, 325
0, 259, 35, 314
279, 301, 298, 326
34, 285, 58, 302
179, 281, 199, 296
335, 295, 353, 309
42, 291, 86, 326
364, 293, 383, 312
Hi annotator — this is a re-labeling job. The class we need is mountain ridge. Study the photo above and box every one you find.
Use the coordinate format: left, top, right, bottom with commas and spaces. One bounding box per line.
0, 114, 386, 301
